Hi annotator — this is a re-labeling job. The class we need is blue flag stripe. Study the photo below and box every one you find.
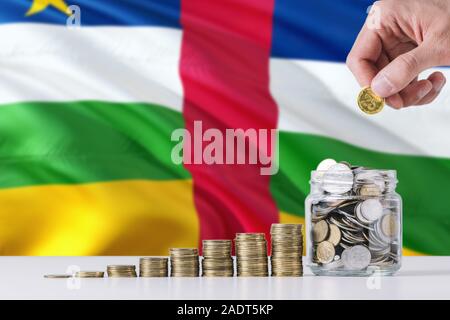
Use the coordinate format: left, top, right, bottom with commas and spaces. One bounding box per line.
271, 0, 371, 62
0, 0, 181, 28
0, 0, 373, 62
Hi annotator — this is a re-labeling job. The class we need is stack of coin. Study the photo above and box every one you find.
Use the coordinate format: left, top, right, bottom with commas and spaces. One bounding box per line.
106, 265, 137, 277
235, 233, 268, 277
202, 240, 233, 277
270, 224, 303, 276
310, 159, 401, 271
44, 274, 71, 279
170, 248, 199, 277
139, 257, 168, 277
75, 271, 104, 278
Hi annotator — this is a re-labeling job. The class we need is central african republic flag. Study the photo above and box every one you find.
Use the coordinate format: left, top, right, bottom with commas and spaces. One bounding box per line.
0, 0, 449, 256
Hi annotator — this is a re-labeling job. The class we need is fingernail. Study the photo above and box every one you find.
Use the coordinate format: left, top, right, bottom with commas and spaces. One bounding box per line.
372, 74, 394, 97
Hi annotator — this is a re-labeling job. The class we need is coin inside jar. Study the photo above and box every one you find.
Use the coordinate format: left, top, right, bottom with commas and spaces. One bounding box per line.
316, 241, 335, 264
379, 213, 398, 240
356, 199, 383, 223
342, 245, 371, 270
316, 158, 337, 176
322, 163, 354, 194
326, 224, 341, 246
312, 220, 329, 243
357, 184, 382, 197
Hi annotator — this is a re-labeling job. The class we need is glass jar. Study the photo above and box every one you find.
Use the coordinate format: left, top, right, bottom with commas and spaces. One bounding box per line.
305, 163, 402, 276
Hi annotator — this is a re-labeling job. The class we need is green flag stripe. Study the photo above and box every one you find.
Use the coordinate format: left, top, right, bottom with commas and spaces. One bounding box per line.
0, 101, 190, 188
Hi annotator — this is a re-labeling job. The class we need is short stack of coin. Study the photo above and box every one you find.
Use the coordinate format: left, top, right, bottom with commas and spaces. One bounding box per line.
106, 265, 137, 277
139, 257, 168, 277
75, 271, 104, 278
202, 240, 233, 277
270, 224, 303, 276
170, 248, 199, 277
235, 233, 268, 277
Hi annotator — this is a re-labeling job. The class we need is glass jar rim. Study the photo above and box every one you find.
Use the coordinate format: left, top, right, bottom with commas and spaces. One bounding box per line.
311, 169, 396, 173
310, 169, 398, 183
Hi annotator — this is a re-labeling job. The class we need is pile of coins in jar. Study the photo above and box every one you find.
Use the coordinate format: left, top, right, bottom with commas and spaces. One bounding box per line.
308, 159, 401, 274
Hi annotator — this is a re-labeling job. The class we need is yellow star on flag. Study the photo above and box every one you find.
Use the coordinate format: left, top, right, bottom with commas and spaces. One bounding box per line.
26, 0, 70, 16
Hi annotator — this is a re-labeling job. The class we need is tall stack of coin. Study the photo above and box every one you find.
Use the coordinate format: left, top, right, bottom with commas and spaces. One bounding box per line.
139, 257, 168, 277
170, 248, 199, 277
107, 265, 137, 277
270, 224, 303, 276
235, 233, 268, 277
202, 240, 233, 277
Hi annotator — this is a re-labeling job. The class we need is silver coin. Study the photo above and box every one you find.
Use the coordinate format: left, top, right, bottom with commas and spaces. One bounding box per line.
341, 216, 364, 230
356, 199, 383, 224
321, 259, 344, 270
312, 202, 334, 216
337, 200, 359, 209
343, 245, 371, 270
340, 242, 351, 250
341, 247, 350, 261
337, 211, 374, 230
354, 170, 385, 193
329, 216, 360, 232
371, 223, 391, 245
316, 158, 337, 173
322, 163, 354, 194
341, 230, 365, 243
360, 199, 383, 222
355, 204, 370, 224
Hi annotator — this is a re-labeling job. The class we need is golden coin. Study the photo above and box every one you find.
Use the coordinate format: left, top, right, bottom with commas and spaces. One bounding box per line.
316, 241, 335, 264
357, 86, 384, 115
44, 274, 71, 278
380, 213, 398, 238
358, 184, 382, 197
312, 220, 329, 243
326, 224, 341, 246
75, 271, 104, 278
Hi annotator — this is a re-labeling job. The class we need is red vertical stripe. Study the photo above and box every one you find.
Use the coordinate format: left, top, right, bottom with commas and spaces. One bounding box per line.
180, 0, 279, 250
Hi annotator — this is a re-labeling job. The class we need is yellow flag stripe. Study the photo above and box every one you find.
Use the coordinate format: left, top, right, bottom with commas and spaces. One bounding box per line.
0, 180, 425, 257
0, 179, 199, 255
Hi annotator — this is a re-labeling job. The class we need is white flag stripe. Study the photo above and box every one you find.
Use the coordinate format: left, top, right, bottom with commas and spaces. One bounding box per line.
2, 24, 450, 159
0, 24, 183, 111
271, 59, 450, 158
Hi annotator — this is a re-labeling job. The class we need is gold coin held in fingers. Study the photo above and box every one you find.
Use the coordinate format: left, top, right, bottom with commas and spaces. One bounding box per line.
357, 86, 385, 115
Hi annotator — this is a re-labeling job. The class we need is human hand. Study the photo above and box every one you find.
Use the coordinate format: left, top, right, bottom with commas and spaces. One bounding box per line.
347, 0, 450, 108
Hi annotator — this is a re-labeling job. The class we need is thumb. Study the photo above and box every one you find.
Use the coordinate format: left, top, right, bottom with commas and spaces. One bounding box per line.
371, 45, 434, 97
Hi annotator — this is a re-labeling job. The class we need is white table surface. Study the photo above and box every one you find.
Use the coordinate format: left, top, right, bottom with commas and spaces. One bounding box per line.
0, 256, 449, 300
